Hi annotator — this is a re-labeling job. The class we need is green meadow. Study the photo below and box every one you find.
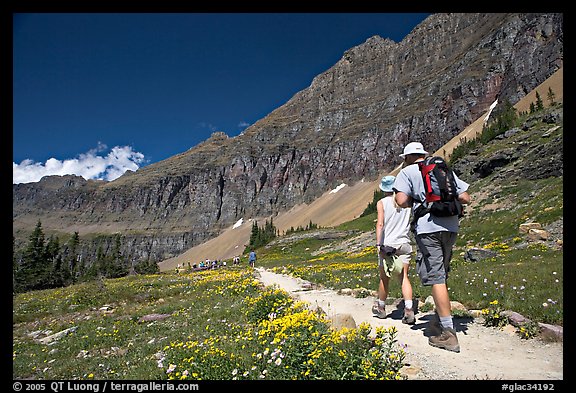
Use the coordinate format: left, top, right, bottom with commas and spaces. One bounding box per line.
13, 268, 406, 380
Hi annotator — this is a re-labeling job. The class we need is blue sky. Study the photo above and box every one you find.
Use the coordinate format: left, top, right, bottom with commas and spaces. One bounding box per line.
13, 12, 431, 184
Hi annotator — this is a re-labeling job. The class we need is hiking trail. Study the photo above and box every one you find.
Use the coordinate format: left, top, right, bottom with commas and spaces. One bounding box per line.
255, 267, 563, 381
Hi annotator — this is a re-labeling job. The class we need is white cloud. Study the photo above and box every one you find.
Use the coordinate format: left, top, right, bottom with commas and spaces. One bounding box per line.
13, 145, 146, 184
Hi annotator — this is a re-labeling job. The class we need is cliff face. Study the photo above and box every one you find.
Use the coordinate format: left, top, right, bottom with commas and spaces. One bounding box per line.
13, 13, 563, 263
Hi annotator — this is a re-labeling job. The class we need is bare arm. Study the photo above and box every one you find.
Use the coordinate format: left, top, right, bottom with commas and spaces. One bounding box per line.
394, 191, 413, 208
376, 199, 385, 245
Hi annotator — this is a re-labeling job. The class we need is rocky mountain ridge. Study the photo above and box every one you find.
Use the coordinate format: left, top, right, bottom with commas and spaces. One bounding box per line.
159, 85, 563, 271
13, 13, 564, 266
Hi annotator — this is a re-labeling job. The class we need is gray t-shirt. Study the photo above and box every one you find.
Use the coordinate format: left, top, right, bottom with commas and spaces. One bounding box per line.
393, 161, 469, 235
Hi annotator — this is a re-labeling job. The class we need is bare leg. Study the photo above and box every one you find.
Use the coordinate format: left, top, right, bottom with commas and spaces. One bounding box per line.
398, 263, 413, 302
399, 263, 416, 324
377, 265, 390, 301
373, 266, 390, 318
431, 283, 451, 317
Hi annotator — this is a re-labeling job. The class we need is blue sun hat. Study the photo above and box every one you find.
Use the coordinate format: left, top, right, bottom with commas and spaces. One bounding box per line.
379, 175, 395, 193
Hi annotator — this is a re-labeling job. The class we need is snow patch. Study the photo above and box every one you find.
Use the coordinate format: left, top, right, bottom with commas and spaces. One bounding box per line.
483, 99, 498, 124
233, 218, 243, 229
330, 183, 346, 194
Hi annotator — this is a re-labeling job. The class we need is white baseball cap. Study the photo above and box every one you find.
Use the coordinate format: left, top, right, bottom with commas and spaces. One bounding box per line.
399, 142, 428, 158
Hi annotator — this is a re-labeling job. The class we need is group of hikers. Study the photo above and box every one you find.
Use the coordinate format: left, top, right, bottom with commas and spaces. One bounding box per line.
373, 141, 470, 353
175, 259, 226, 272
175, 249, 258, 273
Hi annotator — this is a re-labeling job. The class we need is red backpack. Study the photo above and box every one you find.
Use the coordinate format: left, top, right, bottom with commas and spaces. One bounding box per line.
412, 156, 463, 224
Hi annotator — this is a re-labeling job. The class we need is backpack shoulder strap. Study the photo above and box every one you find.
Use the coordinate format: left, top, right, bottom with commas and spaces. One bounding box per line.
418, 157, 441, 203
410, 158, 433, 232
410, 203, 429, 233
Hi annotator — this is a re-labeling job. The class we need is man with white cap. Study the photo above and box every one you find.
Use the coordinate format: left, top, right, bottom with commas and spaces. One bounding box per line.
393, 142, 471, 353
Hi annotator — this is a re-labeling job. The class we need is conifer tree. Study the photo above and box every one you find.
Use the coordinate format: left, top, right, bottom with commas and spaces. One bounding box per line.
65, 232, 81, 282
247, 220, 259, 251
16, 220, 50, 291
547, 87, 556, 106
45, 234, 68, 288
108, 233, 128, 278
246, 218, 277, 252
135, 258, 160, 274
535, 91, 544, 111
361, 189, 385, 216
494, 99, 518, 131
83, 242, 105, 280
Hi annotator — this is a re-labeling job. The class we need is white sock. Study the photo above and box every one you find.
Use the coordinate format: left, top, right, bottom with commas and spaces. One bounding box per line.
378, 300, 386, 307
440, 316, 453, 330
404, 300, 413, 310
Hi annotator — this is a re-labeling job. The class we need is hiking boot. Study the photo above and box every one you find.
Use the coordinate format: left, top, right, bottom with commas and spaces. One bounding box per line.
428, 327, 460, 353
402, 308, 416, 325
372, 302, 387, 319
427, 312, 443, 336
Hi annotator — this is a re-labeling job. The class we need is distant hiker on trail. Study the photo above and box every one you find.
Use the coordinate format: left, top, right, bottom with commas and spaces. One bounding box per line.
373, 175, 416, 325
393, 142, 471, 353
248, 250, 257, 268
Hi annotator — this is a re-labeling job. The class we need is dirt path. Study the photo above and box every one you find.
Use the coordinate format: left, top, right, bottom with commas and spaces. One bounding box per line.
255, 267, 563, 381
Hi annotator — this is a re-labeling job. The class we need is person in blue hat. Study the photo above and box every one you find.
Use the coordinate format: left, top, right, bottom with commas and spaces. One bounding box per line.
373, 175, 416, 325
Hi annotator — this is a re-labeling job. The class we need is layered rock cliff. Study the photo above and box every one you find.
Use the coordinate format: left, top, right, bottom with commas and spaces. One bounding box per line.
13, 13, 564, 263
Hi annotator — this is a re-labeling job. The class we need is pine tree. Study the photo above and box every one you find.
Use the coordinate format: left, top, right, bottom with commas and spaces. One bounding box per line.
481, 99, 518, 143
16, 220, 50, 291
535, 91, 544, 111
108, 234, 128, 278
134, 258, 160, 274
547, 87, 556, 106
65, 232, 81, 283
495, 99, 518, 131
247, 220, 259, 251
264, 218, 276, 241
84, 242, 106, 280
45, 235, 68, 288
361, 189, 385, 216
245, 218, 277, 252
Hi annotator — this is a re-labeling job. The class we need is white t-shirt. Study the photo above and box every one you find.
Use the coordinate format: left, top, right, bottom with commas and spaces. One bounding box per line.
380, 196, 411, 246
393, 161, 469, 235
